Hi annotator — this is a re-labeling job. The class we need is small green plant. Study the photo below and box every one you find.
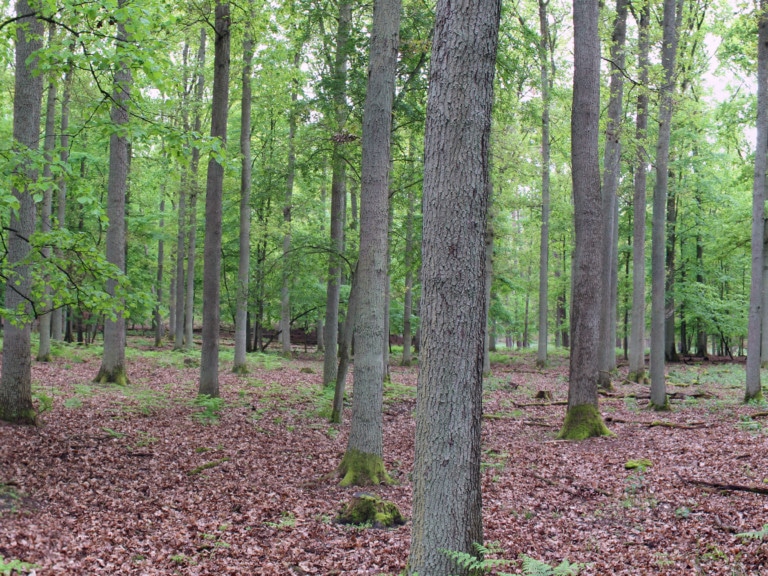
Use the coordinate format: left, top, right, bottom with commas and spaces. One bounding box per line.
737, 415, 762, 434
132, 431, 158, 448
441, 541, 513, 575
188, 458, 230, 476
265, 511, 296, 529
675, 506, 691, 518
102, 427, 125, 439
170, 553, 188, 565
32, 390, 54, 414
653, 552, 674, 567
0, 554, 39, 575
737, 524, 768, 541
63, 397, 83, 409
520, 555, 584, 575
191, 394, 225, 424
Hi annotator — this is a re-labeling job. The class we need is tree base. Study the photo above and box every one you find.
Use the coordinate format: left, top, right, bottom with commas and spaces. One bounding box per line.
745, 389, 764, 404
93, 366, 129, 386
336, 493, 404, 528
598, 371, 614, 391
338, 448, 392, 487
36, 353, 51, 363
232, 363, 249, 375
651, 396, 670, 411
0, 406, 37, 425
557, 404, 612, 440
627, 370, 648, 384
535, 358, 547, 369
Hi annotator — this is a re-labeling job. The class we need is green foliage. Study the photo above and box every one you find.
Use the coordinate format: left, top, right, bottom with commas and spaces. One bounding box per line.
557, 404, 612, 440
188, 458, 230, 476
0, 555, 39, 575
191, 395, 225, 425
624, 459, 653, 471
441, 541, 514, 575
736, 524, 768, 541
264, 511, 296, 529
520, 555, 584, 576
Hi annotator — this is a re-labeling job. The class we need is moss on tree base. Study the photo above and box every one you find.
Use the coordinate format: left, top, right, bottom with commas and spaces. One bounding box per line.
93, 366, 129, 386
651, 396, 670, 411
745, 389, 764, 404
627, 370, 649, 384
0, 406, 37, 425
231, 363, 249, 375
338, 448, 392, 487
598, 371, 614, 392
336, 493, 404, 528
557, 403, 612, 440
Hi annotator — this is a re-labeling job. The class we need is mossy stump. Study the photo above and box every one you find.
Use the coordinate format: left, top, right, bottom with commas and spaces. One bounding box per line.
557, 403, 612, 440
336, 493, 404, 528
338, 449, 392, 487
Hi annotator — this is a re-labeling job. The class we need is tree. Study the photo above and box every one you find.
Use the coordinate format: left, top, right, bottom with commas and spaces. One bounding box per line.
233, 26, 254, 374
650, 0, 681, 410
337, 0, 400, 487
199, 1, 231, 397
746, 0, 768, 403
0, 0, 44, 424
94, 0, 133, 386
628, 0, 651, 383
557, 0, 611, 440
407, 0, 501, 571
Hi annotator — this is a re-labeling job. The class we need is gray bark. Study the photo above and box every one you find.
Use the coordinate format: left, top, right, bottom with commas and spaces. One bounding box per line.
597, 0, 628, 388
155, 197, 166, 347
483, 211, 494, 375
199, 1, 230, 397
536, 0, 552, 368
233, 33, 253, 373
401, 173, 415, 366
322, 0, 351, 387
382, 197, 393, 382
628, 1, 651, 381
95, 5, 131, 386
341, 0, 400, 481
746, 0, 768, 401
650, 0, 680, 409
408, 0, 500, 570
0, 0, 43, 424
186, 28, 207, 350
761, 220, 768, 366
174, 41, 189, 351
332, 265, 358, 424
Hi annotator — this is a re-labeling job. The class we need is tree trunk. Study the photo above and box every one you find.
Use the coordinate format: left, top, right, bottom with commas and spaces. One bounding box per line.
186, 28, 207, 351
536, 0, 552, 369
338, 0, 400, 486
37, 38, 57, 363
650, 0, 680, 410
747, 0, 768, 402
401, 172, 415, 366
408, 0, 500, 571
174, 41, 190, 351
199, 1, 230, 397
280, 51, 300, 356
664, 183, 679, 362
558, 0, 611, 440
483, 211, 494, 375
322, 0, 351, 387
95, 4, 131, 386
761, 220, 768, 366
597, 0, 628, 389
628, 2, 650, 381
233, 32, 253, 374
0, 0, 43, 424
332, 265, 358, 424
382, 197, 393, 382
155, 197, 166, 347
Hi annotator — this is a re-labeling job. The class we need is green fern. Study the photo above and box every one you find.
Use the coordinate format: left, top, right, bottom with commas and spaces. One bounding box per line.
0, 554, 39, 575
737, 524, 768, 540
441, 541, 514, 575
521, 555, 584, 576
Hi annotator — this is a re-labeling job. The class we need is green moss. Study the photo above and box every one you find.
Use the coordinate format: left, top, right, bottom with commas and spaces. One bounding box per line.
557, 403, 612, 440
651, 396, 670, 411
0, 406, 37, 425
188, 458, 230, 476
625, 458, 653, 470
338, 448, 392, 487
627, 370, 649, 384
336, 493, 404, 528
232, 363, 249, 375
745, 389, 764, 404
94, 366, 129, 386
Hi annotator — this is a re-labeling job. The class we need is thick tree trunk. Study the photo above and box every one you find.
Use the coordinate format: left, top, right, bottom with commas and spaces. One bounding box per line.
407, 0, 500, 571
233, 33, 253, 374
95, 6, 131, 386
558, 0, 611, 440
746, 0, 768, 402
650, 0, 680, 409
0, 0, 43, 424
597, 0, 628, 389
338, 0, 400, 487
761, 221, 768, 366
199, 2, 230, 397
536, 0, 552, 369
628, 2, 650, 381
322, 0, 351, 388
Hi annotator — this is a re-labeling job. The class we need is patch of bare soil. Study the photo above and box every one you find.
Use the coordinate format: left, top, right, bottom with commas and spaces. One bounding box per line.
1, 344, 767, 575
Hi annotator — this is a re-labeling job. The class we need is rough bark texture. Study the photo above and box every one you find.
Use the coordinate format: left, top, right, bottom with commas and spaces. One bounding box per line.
331, 266, 358, 424
94, 6, 131, 386
37, 57, 57, 363
0, 0, 43, 424
628, 1, 651, 382
340, 0, 400, 487
650, 0, 680, 410
322, 0, 351, 388
746, 0, 768, 402
186, 28, 207, 351
560, 0, 610, 439
401, 178, 415, 366
483, 213, 494, 375
155, 197, 165, 347
761, 220, 768, 366
233, 34, 253, 374
173, 43, 189, 351
199, 2, 230, 397
407, 0, 500, 571
536, 0, 552, 369
597, 0, 628, 389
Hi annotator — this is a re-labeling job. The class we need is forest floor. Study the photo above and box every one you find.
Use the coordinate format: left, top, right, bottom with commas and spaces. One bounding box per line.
1, 339, 768, 575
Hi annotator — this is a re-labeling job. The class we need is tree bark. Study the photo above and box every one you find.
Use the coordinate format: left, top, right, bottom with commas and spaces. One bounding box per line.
338, 0, 400, 487
199, 1, 230, 397
650, 0, 680, 410
155, 197, 166, 347
747, 0, 768, 402
331, 264, 358, 424
597, 0, 628, 389
558, 0, 611, 440
174, 40, 190, 351
629, 2, 650, 381
408, 0, 500, 571
233, 31, 253, 374
0, 0, 43, 424
401, 166, 415, 366
95, 3, 132, 386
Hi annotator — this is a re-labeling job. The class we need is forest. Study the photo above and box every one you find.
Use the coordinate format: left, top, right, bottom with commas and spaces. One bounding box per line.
2, 0, 768, 573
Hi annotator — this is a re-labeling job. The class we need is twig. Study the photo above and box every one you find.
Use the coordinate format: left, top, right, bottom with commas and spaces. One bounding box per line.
682, 478, 768, 495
